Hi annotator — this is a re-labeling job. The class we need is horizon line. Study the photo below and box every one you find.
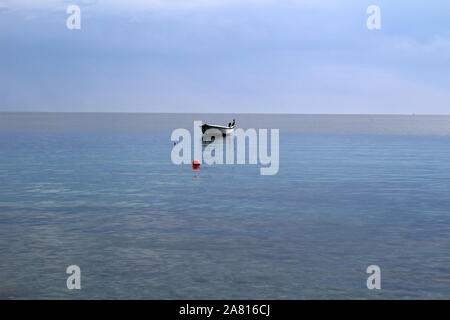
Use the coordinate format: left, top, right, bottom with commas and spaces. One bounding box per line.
1, 111, 450, 116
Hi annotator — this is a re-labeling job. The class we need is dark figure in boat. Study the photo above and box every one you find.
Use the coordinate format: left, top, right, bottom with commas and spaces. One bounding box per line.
228, 119, 235, 128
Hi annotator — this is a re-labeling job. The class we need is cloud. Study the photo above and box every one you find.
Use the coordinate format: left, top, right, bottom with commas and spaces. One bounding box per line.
0, 0, 449, 113
0, 0, 338, 13
0, 0, 9, 12
393, 35, 450, 56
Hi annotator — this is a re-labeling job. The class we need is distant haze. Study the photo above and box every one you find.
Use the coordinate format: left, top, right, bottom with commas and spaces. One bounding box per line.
2, 113, 450, 135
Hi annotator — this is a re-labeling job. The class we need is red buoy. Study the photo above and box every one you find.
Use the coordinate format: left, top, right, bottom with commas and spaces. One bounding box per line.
192, 160, 200, 170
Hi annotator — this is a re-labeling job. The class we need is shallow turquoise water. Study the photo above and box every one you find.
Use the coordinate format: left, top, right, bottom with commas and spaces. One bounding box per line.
0, 113, 449, 299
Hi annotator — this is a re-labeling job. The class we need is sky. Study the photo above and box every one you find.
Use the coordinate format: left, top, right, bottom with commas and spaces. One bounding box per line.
0, 0, 449, 114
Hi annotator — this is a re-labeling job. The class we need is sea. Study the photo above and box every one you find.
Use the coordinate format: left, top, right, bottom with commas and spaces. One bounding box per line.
0, 113, 449, 299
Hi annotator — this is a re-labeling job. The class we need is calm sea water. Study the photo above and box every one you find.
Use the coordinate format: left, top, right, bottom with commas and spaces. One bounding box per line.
0, 113, 450, 299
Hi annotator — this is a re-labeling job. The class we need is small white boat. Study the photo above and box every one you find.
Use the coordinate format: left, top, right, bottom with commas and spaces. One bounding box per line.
201, 119, 235, 135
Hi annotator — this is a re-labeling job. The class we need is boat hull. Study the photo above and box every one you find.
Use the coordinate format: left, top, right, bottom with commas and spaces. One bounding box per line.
201, 124, 234, 135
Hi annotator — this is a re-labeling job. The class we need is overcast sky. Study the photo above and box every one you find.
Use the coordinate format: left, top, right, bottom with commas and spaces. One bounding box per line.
0, 0, 449, 114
